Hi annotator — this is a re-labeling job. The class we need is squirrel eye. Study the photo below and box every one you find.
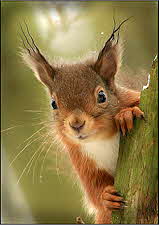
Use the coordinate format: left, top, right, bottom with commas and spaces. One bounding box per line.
97, 90, 107, 103
51, 99, 58, 110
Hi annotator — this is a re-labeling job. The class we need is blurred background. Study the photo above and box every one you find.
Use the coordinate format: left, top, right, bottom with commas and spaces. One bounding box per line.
1, 1, 158, 224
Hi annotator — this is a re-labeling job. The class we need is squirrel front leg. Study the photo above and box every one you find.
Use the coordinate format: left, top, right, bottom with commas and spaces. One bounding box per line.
115, 87, 144, 135
83, 175, 125, 224
64, 140, 125, 224
94, 185, 125, 224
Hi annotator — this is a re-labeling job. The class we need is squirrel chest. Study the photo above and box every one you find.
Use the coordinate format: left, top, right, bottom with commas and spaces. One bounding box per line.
81, 132, 120, 176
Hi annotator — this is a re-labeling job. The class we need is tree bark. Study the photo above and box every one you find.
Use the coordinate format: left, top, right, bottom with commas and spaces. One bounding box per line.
112, 56, 158, 224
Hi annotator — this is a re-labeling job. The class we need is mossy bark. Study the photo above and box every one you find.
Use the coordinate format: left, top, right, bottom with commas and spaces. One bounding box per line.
112, 56, 158, 224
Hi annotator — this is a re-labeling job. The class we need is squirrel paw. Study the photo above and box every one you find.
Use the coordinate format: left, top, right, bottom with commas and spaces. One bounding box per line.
101, 185, 127, 211
115, 106, 144, 135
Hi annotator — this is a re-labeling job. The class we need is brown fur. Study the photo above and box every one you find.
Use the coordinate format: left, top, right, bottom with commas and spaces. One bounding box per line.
20, 24, 144, 223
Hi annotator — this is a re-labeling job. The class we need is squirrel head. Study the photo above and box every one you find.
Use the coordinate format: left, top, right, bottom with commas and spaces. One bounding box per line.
21, 20, 127, 143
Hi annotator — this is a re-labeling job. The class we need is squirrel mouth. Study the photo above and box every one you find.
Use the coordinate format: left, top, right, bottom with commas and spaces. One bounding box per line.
76, 134, 88, 140
75, 130, 97, 140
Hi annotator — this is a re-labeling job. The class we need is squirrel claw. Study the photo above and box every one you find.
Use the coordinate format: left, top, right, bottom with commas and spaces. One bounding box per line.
141, 114, 146, 121
113, 191, 123, 197
101, 185, 126, 211
115, 106, 144, 135
122, 200, 128, 204
110, 203, 128, 211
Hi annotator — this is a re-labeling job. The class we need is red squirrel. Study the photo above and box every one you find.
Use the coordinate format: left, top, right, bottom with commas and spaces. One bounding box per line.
20, 20, 144, 224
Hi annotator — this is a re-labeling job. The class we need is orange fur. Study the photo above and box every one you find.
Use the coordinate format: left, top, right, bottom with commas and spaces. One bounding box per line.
21, 23, 144, 224
61, 136, 114, 224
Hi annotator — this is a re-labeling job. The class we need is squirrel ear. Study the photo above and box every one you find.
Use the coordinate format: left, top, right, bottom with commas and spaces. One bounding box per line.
20, 23, 55, 91
22, 48, 55, 90
94, 18, 130, 90
94, 38, 122, 91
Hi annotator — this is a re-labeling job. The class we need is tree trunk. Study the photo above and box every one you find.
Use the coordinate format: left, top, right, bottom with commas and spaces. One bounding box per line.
112, 56, 158, 224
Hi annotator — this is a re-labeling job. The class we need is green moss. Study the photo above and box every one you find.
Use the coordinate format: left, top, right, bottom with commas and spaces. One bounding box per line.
112, 56, 158, 224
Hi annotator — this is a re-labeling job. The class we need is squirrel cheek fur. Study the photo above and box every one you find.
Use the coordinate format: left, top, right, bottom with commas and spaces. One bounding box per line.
21, 21, 144, 224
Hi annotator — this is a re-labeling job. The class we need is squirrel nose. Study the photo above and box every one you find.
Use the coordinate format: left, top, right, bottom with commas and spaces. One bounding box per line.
69, 120, 85, 132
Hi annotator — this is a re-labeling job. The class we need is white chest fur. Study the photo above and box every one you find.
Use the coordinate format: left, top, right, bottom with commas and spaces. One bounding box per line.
82, 133, 120, 176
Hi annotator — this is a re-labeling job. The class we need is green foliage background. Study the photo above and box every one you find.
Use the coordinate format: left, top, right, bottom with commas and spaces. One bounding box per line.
1, 1, 158, 224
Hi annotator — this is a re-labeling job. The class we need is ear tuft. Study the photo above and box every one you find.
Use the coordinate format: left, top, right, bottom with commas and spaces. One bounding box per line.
21, 48, 55, 90
94, 18, 130, 91
19, 23, 55, 91
95, 40, 123, 78
94, 39, 123, 92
